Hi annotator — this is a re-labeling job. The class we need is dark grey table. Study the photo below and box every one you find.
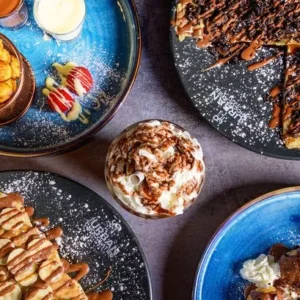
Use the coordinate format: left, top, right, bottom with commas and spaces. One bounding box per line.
1, 1, 300, 299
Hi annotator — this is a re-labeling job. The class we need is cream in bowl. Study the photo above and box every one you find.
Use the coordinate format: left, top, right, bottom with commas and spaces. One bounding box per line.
105, 120, 205, 218
33, 0, 86, 41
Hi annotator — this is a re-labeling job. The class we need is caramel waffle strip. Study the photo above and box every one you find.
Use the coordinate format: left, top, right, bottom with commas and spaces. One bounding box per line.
282, 46, 300, 149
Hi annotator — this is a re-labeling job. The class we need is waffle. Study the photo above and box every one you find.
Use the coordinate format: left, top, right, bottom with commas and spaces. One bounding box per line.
0, 193, 113, 300
173, 0, 300, 148
282, 47, 300, 149
243, 244, 300, 299
174, 0, 300, 48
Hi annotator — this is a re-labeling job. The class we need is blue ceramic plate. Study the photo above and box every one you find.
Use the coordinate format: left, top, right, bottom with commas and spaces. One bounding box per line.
0, 0, 141, 156
193, 187, 300, 300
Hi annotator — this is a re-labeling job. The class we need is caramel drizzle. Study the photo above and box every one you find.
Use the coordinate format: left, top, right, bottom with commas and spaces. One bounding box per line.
7, 239, 56, 276
0, 193, 24, 209
45, 227, 63, 240
88, 291, 113, 300
25, 207, 34, 217
0, 241, 14, 258
0, 282, 14, 296
85, 267, 112, 294
0, 193, 106, 298
40, 261, 64, 283
283, 48, 300, 135
269, 103, 281, 129
26, 281, 53, 299
247, 52, 283, 71
174, 0, 300, 69
33, 218, 50, 228
67, 262, 89, 281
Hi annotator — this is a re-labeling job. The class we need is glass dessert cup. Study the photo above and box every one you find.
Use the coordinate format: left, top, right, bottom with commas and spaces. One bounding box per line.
0, 33, 25, 117
105, 120, 206, 219
0, 0, 28, 30
33, 0, 86, 42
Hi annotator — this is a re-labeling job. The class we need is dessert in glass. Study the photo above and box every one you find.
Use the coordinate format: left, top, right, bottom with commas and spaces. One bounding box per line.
0, 0, 28, 29
105, 120, 205, 218
33, 0, 86, 41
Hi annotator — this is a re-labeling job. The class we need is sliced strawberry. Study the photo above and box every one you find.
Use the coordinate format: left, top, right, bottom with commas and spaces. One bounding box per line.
47, 88, 74, 113
66, 67, 93, 96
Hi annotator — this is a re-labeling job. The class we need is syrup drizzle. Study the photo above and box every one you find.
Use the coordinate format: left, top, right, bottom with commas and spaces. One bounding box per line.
0, 193, 113, 298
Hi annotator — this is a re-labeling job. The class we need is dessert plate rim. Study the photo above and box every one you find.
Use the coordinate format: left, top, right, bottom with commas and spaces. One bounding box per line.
192, 186, 300, 300
0, 169, 153, 299
169, 2, 300, 160
0, 0, 141, 158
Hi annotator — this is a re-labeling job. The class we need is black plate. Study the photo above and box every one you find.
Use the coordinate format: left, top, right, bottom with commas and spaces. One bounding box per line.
0, 171, 152, 300
170, 7, 300, 160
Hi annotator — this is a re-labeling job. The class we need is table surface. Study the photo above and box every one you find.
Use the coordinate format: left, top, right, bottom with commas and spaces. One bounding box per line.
1, 1, 300, 299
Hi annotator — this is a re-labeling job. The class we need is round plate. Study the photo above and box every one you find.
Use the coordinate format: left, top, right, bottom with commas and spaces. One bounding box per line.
0, 0, 141, 157
193, 187, 300, 300
170, 6, 300, 160
0, 57, 35, 126
0, 170, 152, 299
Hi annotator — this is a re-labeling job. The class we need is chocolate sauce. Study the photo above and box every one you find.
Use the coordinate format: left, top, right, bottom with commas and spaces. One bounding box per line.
269, 243, 290, 261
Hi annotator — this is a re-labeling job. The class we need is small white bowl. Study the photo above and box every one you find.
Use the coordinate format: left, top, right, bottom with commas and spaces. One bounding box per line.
33, 0, 86, 41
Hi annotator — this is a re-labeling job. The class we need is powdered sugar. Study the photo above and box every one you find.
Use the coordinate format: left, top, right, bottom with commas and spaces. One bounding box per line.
171, 29, 299, 157
0, 171, 150, 299
0, 0, 134, 153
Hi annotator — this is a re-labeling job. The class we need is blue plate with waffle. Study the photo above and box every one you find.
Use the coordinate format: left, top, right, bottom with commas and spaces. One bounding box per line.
193, 187, 300, 300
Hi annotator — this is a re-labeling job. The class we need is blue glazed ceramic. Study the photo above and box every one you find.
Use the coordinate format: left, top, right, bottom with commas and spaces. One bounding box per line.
0, 0, 141, 156
193, 187, 300, 300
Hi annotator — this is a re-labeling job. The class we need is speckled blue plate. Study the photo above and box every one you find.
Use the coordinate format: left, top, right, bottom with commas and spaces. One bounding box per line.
0, 0, 141, 157
193, 187, 300, 300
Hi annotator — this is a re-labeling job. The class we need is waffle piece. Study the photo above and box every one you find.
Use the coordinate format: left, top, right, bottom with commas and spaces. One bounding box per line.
282, 46, 300, 149
174, 0, 300, 48
51, 273, 87, 300
0, 193, 112, 299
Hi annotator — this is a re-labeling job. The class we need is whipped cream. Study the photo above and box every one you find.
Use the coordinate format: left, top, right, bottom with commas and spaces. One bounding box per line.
106, 121, 205, 216
34, 0, 85, 40
240, 254, 280, 289
282, 286, 300, 300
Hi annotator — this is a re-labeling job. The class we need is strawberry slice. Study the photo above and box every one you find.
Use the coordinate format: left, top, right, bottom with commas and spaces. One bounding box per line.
66, 67, 93, 96
47, 88, 74, 113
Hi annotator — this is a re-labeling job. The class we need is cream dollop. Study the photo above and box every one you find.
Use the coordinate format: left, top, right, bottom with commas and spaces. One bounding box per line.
240, 254, 280, 289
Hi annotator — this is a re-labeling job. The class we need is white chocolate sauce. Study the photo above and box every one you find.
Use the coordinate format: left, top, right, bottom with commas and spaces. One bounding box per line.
42, 62, 99, 124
